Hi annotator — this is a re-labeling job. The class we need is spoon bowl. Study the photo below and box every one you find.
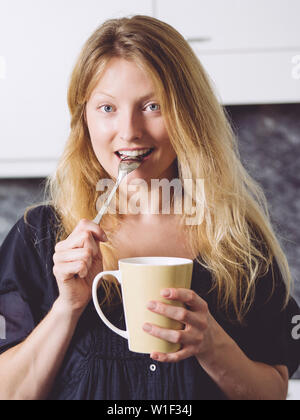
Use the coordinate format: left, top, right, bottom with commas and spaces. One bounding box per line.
118, 156, 143, 174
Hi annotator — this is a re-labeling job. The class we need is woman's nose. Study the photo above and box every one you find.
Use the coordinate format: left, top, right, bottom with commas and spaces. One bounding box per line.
118, 111, 143, 142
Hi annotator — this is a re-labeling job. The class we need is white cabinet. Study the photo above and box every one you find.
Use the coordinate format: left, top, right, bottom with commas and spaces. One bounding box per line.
155, 0, 300, 105
1, 0, 299, 178
0, 0, 153, 178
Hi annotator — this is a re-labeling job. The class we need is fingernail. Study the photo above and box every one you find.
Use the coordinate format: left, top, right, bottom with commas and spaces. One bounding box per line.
161, 289, 171, 297
143, 323, 152, 332
147, 301, 156, 310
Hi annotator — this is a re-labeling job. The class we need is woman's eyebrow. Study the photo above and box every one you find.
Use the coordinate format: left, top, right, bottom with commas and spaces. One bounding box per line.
93, 91, 115, 99
92, 91, 157, 101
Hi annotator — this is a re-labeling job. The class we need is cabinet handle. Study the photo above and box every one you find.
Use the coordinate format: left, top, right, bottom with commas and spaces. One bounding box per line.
187, 37, 212, 43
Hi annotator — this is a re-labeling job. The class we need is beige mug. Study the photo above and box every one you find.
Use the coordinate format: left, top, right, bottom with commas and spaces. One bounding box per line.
92, 256, 193, 354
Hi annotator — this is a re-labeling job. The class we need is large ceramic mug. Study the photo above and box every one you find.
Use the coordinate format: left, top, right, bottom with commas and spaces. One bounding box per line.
92, 256, 193, 354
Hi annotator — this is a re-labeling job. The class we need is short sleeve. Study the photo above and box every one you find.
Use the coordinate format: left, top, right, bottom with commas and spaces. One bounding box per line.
235, 259, 300, 378
0, 205, 58, 355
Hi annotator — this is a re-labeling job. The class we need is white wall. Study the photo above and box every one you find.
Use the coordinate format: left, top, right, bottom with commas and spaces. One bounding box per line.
0, 0, 153, 177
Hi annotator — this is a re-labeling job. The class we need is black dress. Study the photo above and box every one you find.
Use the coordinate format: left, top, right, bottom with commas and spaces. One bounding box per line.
0, 205, 299, 400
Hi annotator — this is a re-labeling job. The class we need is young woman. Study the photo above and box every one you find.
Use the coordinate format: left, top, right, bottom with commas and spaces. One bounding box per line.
0, 15, 299, 400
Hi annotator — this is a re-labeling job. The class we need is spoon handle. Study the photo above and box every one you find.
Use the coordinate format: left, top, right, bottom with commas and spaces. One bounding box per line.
92, 174, 124, 225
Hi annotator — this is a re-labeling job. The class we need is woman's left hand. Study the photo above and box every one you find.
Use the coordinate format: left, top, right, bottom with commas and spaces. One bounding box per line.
143, 288, 215, 363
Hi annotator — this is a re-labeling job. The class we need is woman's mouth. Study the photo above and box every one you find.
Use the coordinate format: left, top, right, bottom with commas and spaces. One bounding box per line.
115, 148, 155, 162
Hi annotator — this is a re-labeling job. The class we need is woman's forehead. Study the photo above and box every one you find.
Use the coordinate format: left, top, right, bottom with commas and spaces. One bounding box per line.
89, 57, 159, 100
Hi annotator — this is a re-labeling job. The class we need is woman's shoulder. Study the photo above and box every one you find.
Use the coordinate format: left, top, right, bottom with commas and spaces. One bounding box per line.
0, 204, 60, 255
21, 203, 60, 247
23, 203, 59, 227
0, 204, 61, 335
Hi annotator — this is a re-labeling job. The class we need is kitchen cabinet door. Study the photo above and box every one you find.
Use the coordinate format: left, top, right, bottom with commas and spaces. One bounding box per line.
201, 51, 300, 105
0, 0, 152, 178
155, 0, 300, 105
155, 0, 300, 52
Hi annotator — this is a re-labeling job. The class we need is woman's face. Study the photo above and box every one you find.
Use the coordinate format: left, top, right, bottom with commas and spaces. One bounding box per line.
85, 57, 177, 184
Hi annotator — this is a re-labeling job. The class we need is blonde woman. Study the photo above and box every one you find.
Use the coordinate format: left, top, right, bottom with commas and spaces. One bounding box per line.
0, 15, 299, 400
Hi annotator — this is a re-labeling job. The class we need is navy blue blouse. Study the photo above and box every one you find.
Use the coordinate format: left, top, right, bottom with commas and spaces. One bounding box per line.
0, 205, 299, 400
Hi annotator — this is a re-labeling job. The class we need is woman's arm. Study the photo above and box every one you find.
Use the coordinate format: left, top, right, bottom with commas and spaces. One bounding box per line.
144, 287, 289, 400
0, 219, 107, 400
0, 299, 82, 400
197, 318, 289, 400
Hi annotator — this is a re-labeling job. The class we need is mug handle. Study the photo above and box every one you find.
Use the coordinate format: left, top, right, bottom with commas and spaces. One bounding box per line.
92, 270, 128, 340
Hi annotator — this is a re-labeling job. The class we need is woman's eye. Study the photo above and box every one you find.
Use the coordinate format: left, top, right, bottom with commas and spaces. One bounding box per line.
146, 103, 161, 112
99, 105, 114, 113
98, 103, 160, 113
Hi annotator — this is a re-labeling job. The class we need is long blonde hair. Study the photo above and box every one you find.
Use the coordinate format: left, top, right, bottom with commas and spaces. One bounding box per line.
28, 15, 292, 322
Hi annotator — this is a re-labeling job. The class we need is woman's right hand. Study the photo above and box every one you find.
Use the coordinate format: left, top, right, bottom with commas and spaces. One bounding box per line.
52, 219, 108, 314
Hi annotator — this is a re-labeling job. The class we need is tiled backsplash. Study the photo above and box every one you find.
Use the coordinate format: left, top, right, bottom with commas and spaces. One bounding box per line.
0, 103, 299, 378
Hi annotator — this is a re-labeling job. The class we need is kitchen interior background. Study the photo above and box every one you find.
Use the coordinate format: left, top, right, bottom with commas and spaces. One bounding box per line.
0, 0, 299, 384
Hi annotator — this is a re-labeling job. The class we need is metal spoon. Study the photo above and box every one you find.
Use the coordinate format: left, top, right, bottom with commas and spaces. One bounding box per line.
93, 156, 142, 224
